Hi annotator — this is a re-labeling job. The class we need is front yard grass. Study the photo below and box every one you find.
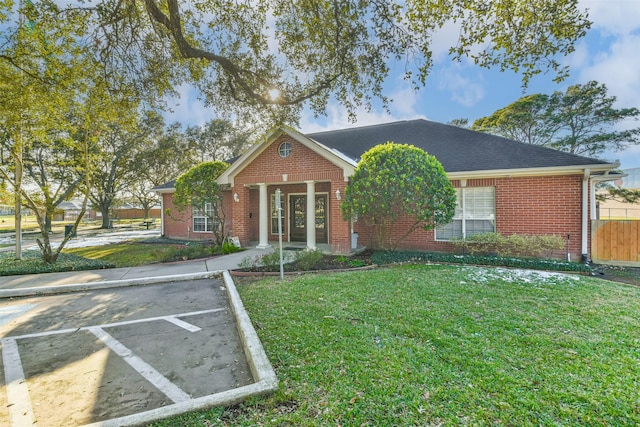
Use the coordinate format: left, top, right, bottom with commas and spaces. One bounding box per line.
63, 242, 184, 267
152, 264, 640, 426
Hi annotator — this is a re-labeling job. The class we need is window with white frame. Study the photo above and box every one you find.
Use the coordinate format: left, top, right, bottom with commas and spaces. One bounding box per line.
193, 202, 216, 232
436, 187, 495, 240
271, 193, 285, 234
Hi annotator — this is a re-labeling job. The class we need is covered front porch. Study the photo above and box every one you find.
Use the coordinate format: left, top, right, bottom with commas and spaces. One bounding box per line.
230, 179, 354, 254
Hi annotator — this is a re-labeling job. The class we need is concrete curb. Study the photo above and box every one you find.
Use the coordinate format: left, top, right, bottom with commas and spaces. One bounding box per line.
80, 272, 278, 427
0, 271, 224, 299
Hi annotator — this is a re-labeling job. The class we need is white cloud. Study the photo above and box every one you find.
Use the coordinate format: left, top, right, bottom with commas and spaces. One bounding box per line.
580, 0, 640, 35
163, 84, 211, 127
299, 77, 428, 133
436, 66, 485, 107
578, 33, 640, 108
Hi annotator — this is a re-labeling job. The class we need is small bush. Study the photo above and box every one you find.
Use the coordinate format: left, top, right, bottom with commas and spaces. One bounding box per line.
0, 251, 114, 276
238, 255, 259, 270
221, 239, 242, 254
454, 233, 565, 258
260, 251, 290, 270
371, 250, 591, 272
293, 249, 324, 271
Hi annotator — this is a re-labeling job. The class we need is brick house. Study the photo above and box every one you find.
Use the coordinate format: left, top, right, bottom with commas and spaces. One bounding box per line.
154, 120, 619, 261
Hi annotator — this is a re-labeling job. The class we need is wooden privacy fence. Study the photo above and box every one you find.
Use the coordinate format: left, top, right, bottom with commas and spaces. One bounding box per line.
591, 220, 640, 266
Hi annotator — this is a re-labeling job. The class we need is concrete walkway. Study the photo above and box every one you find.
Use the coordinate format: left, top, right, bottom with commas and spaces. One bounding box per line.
0, 247, 270, 298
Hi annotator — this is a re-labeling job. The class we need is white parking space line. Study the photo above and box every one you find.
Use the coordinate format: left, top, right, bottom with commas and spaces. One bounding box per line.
1, 338, 35, 426
164, 317, 202, 333
3, 308, 224, 341
1, 307, 225, 424
87, 326, 191, 404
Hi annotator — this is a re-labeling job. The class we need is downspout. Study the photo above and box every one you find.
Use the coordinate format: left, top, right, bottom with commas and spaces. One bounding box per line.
581, 169, 590, 263
160, 195, 165, 237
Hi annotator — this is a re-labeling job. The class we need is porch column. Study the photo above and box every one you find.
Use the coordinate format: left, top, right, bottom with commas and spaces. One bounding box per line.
257, 183, 270, 249
305, 180, 316, 250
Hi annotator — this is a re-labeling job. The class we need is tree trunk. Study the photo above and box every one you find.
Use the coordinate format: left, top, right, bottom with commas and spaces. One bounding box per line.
44, 214, 52, 233
100, 206, 111, 228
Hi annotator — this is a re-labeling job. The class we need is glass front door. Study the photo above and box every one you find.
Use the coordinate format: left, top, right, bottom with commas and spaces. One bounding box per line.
289, 195, 327, 243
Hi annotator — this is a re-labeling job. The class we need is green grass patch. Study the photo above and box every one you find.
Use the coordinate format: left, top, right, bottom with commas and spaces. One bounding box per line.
63, 240, 241, 268
0, 251, 113, 275
152, 265, 640, 426
63, 242, 182, 267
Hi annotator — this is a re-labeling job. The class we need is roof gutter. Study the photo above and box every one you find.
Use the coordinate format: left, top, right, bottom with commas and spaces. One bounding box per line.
446, 163, 618, 180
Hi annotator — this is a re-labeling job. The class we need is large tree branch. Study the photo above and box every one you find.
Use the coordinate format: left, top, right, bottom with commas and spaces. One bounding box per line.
142, 0, 340, 106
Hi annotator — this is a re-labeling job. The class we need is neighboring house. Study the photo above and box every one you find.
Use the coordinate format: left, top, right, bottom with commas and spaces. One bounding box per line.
597, 167, 640, 220
56, 200, 91, 221
154, 119, 619, 261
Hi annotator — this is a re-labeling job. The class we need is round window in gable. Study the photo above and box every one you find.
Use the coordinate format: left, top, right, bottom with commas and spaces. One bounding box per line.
278, 142, 292, 158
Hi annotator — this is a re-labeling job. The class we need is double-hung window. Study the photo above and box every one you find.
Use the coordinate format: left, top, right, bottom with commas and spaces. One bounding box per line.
436, 187, 495, 240
193, 202, 216, 232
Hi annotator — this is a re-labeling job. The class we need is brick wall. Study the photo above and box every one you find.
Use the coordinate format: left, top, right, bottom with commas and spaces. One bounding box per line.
231, 135, 351, 249
161, 191, 232, 242
353, 174, 588, 260
495, 175, 584, 259
234, 135, 345, 186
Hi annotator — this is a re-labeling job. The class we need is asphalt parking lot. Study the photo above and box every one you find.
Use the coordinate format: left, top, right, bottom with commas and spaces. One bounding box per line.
0, 276, 275, 426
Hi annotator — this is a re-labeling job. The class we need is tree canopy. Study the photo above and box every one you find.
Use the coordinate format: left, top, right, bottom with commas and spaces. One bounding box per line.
1, 0, 591, 124
172, 161, 230, 245
472, 81, 640, 157
341, 143, 456, 250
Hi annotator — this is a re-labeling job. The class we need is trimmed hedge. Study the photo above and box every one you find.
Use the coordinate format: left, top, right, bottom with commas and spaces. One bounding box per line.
452, 232, 565, 258
371, 250, 592, 273
0, 251, 114, 276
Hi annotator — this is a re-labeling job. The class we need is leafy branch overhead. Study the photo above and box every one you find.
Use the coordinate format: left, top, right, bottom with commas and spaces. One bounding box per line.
2, 0, 591, 121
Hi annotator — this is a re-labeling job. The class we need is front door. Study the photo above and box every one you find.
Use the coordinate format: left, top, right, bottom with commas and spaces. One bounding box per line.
290, 195, 328, 243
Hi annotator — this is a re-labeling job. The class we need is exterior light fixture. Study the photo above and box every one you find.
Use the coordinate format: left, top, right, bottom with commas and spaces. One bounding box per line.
335, 189, 341, 200
233, 193, 239, 202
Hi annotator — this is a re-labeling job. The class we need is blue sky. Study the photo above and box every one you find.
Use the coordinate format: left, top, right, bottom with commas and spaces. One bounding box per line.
165, 0, 640, 170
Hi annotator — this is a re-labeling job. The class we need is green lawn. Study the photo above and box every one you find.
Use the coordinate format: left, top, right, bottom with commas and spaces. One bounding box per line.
152, 264, 640, 426
63, 242, 184, 267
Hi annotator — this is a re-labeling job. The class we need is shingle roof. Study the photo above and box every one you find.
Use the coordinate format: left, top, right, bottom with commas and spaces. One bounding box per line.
307, 119, 610, 173
152, 180, 176, 191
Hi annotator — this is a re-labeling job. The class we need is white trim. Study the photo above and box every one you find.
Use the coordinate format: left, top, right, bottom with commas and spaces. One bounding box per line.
306, 181, 316, 250
154, 187, 175, 194
446, 163, 619, 180
257, 183, 270, 249
160, 194, 165, 236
